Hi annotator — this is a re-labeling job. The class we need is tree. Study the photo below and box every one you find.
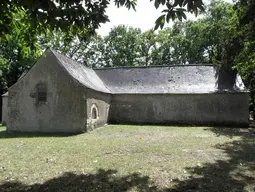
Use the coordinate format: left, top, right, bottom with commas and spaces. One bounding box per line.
137, 30, 157, 66
39, 29, 91, 64
82, 35, 112, 68
145, 1, 234, 66
150, 22, 206, 65
105, 26, 141, 67
1, 0, 204, 39
0, 7, 41, 121
0, 8, 41, 90
166, 23, 191, 64
233, 0, 255, 119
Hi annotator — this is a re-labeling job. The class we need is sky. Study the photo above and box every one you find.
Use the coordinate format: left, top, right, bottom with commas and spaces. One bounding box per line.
97, 0, 233, 36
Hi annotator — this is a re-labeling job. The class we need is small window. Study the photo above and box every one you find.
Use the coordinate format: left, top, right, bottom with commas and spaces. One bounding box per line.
37, 83, 47, 103
91, 104, 99, 120
92, 107, 97, 119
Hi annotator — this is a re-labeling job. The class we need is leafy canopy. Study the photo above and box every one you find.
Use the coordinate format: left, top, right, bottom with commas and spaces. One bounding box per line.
1, 0, 205, 38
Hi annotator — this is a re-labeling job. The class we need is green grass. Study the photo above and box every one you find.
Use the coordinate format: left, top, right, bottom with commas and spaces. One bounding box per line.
0, 125, 254, 192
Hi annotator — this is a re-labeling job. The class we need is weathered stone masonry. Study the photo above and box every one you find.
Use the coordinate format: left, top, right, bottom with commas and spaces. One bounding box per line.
2, 49, 249, 133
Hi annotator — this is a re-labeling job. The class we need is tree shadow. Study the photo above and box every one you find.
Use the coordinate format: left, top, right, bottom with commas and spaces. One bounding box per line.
205, 126, 255, 139
0, 127, 254, 192
166, 127, 255, 192
0, 128, 78, 139
0, 169, 159, 192
250, 120, 255, 128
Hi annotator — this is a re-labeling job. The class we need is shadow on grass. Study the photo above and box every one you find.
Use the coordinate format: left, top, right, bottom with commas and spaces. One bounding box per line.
0, 128, 78, 139
250, 120, 255, 128
205, 126, 255, 139
0, 127, 254, 192
167, 127, 255, 192
0, 169, 159, 192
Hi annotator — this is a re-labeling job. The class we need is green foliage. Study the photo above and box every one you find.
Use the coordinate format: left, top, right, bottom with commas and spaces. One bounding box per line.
137, 30, 157, 66
234, 42, 255, 80
0, 8, 41, 93
81, 35, 112, 68
234, 42, 255, 118
233, 0, 255, 80
1, 0, 205, 40
105, 26, 142, 67
154, 0, 205, 30
0, 57, 8, 93
231, 0, 255, 118
154, 24, 193, 65
0, 0, 206, 94
39, 1, 237, 68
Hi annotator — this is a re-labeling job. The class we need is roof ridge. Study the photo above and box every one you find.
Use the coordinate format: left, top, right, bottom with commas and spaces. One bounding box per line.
50, 49, 93, 70
50, 49, 111, 94
49, 49, 216, 70
94, 64, 216, 70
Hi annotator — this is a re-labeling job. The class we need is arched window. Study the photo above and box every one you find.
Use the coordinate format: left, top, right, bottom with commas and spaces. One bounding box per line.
92, 107, 97, 119
91, 104, 99, 119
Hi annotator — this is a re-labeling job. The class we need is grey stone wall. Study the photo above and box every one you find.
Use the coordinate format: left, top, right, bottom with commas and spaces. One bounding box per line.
86, 89, 111, 131
7, 52, 87, 133
1, 95, 8, 126
109, 93, 249, 126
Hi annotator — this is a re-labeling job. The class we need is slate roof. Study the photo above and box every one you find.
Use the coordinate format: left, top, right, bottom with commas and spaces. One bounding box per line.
52, 50, 111, 93
95, 66, 246, 94
52, 49, 247, 94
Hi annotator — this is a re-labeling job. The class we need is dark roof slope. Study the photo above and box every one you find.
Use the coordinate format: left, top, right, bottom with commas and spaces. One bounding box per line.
95, 65, 247, 94
49, 50, 246, 94
52, 50, 110, 93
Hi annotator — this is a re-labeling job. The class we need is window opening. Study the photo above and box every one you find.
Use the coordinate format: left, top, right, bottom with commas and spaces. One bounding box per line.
37, 83, 47, 103
92, 107, 97, 119
91, 104, 99, 120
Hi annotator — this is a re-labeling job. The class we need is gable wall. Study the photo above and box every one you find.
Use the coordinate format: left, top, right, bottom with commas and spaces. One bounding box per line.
7, 52, 87, 133
109, 93, 249, 126
86, 89, 111, 131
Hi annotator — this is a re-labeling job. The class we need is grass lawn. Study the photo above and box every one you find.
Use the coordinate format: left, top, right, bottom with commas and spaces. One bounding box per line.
0, 125, 254, 192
